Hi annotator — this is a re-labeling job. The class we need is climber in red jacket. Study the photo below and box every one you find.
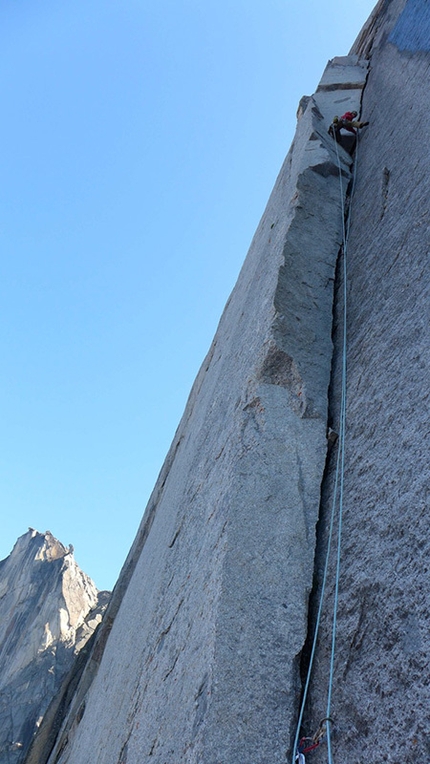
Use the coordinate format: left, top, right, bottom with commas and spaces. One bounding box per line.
340, 110, 369, 133
328, 111, 369, 142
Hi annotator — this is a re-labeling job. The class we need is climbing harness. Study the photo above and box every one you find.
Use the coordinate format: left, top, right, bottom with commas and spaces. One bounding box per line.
290, 130, 360, 764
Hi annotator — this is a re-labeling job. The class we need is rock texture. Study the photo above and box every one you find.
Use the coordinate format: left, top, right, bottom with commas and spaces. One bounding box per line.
302, 2, 430, 763
25, 1, 430, 763
39, 57, 367, 764
0, 530, 109, 764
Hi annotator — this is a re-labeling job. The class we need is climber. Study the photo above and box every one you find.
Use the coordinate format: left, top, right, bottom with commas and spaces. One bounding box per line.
339, 110, 369, 133
328, 111, 369, 141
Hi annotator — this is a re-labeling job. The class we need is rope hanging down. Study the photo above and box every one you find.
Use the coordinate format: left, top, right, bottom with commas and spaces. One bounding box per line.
291, 133, 360, 764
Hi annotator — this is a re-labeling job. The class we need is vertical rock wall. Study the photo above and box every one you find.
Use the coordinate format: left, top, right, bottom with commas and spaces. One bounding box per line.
300, 1, 430, 763
29, 1, 430, 761
42, 58, 368, 764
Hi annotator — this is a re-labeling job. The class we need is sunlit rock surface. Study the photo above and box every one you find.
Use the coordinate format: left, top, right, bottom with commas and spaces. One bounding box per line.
41, 57, 366, 764
304, 1, 430, 762
0, 530, 109, 764
25, 1, 430, 763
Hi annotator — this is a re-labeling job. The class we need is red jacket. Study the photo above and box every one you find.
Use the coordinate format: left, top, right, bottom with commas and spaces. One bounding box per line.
341, 111, 356, 121
340, 111, 357, 134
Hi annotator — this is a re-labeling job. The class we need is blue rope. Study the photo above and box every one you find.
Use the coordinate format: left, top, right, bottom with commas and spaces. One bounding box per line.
291, 133, 359, 764
290, 440, 342, 763
325, 134, 359, 763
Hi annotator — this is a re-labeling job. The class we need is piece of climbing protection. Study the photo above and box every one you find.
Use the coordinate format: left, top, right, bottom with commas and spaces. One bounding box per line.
294, 718, 332, 762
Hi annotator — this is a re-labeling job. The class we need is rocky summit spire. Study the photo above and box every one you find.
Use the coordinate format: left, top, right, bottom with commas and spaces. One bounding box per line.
26, 1, 430, 763
0, 529, 109, 764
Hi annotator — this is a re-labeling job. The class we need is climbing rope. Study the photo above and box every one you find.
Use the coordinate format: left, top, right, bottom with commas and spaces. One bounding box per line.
291, 131, 360, 764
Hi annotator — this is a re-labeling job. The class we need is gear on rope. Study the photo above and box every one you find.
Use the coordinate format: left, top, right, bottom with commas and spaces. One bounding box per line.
294, 718, 333, 762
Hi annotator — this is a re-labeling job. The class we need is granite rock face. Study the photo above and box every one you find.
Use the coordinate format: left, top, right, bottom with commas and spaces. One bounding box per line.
27, 1, 430, 762
302, 2, 430, 763
0, 530, 109, 764
40, 57, 367, 764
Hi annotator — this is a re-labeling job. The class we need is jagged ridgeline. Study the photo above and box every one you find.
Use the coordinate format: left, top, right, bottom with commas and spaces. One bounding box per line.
5, 0, 430, 762
0, 530, 110, 764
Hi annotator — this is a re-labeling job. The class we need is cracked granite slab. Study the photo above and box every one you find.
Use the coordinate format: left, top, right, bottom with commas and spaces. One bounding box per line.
38, 55, 369, 764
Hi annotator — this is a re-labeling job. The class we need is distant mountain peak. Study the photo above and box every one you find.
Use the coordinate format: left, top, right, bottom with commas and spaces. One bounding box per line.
0, 529, 110, 764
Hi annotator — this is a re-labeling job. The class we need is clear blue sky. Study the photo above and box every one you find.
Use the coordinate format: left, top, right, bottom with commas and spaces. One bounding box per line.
0, 0, 376, 591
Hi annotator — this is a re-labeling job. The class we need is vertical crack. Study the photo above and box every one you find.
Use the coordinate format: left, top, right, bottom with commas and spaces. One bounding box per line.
294, 115, 363, 740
